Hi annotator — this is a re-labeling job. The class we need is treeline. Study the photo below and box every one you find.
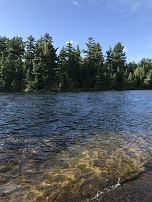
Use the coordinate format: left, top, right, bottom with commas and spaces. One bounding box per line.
0, 33, 152, 92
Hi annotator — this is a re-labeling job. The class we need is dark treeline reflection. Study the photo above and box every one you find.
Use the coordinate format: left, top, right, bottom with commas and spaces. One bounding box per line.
0, 33, 152, 92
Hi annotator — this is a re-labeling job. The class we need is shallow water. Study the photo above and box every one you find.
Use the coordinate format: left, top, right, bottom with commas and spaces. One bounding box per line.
0, 90, 152, 201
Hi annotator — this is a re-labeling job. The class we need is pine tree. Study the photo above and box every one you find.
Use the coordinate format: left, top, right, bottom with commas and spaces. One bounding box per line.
82, 37, 104, 89
24, 35, 35, 92
42, 33, 58, 90
57, 46, 72, 90
0, 36, 9, 91
0, 36, 24, 91
111, 42, 126, 88
32, 36, 44, 91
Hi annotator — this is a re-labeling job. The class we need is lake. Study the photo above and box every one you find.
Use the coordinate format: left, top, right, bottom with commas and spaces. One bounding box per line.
0, 90, 152, 201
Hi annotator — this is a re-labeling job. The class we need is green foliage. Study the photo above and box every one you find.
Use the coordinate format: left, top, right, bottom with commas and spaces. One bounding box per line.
0, 36, 24, 91
24, 35, 35, 91
0, 34, 152, 92
144, 69, 152, 87
82, 37, 104, 89
56, 42, 82, 91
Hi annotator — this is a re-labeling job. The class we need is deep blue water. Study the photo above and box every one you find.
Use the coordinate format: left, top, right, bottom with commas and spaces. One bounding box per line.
1, 90, 152, 138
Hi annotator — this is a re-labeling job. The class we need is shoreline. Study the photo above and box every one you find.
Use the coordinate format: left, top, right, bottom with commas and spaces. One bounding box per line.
96, 158, 152, 202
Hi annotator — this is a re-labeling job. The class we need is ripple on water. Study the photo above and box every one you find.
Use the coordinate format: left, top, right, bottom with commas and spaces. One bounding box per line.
0, 133, 152, 202
1, 91, 152, 201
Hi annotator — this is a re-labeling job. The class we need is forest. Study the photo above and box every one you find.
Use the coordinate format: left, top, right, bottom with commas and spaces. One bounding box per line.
0, 33, 152, 92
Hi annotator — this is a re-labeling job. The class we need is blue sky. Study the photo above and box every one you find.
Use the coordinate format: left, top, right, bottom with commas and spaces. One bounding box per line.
0, 0, 152, 62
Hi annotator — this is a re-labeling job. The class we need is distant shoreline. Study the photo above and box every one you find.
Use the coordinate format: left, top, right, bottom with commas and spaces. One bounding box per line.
1, 87, 152, 93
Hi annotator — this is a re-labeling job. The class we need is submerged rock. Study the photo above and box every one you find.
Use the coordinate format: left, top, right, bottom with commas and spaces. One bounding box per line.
95, 158, 152, 202
144, 158, 152, 172
0, 184, 21, 196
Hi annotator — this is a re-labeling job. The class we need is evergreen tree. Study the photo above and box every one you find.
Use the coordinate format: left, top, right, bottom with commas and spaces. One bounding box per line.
42, 33, 58, 90
0, 36, 9, 90
66, 42, 82, 89
111, 42, 126, 88
72, 45, 82, 89
56, 46, 71, 90
93, 42, 104, 90
104, 47, 113, 89
56, 42, 82, 91
32, 33, 58, 91
134, 66, 145, 87
82, 37, 104, 89
144, 69, 152, 87
1, 33, 152, 92
10, 36, 25, 91
24, 35, 35, 92
0, 36, 24, 91
32, 36, 44, 91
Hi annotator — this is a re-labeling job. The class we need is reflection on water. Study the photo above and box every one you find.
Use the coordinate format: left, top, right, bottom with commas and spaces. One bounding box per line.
0, 91, 152, 201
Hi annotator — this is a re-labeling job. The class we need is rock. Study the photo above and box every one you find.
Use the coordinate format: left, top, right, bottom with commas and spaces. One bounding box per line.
144, 158, 152, 172
0, 184, 21, 196
92, 159, 152, 202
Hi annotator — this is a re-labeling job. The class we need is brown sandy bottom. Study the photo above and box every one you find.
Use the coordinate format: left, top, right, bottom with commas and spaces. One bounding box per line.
0, 133, 152, 202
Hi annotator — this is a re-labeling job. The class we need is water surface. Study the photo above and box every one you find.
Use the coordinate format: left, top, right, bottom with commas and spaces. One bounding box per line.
0, 90, 152, 201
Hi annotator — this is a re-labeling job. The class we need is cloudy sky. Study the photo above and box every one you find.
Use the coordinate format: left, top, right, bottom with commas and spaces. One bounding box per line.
1, 0, 152, 62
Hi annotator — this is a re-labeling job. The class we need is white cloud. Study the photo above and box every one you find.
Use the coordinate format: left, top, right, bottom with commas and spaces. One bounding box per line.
71, 1, 79, 6
66, 40, 78, 46
106, 0, 152, 18
123, 45, 129, 52
87, 0, 103, 6
106, 0, 140, 14
66, 40, 74, 44
88, 0, 152, 22
149, 45, 152, 47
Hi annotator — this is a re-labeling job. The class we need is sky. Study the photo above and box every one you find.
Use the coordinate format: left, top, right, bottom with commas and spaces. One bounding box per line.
0, 0, 152, 62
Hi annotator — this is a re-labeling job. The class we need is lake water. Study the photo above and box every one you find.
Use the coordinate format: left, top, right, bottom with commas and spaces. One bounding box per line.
0, 90, 152, 201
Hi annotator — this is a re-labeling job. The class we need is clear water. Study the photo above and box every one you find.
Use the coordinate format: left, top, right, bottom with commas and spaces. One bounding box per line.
0, 90, 152, 201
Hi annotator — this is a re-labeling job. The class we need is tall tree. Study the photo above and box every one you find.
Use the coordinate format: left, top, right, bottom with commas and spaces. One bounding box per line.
32, 36, 45, 91
0, 36, 9, 90
32, 33, 58, 91
82, 37, 104, 89
144, 69, 152, 88
56, 46, 71, 90
111, 42, 126, 88
42, 33, 58, 90
104, 46, 113, 88
24, 35, 35, 92
72, 45, 82, 89
66, 42, 82, 89
0, 36, 24, 91
134, 66, 145, 87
